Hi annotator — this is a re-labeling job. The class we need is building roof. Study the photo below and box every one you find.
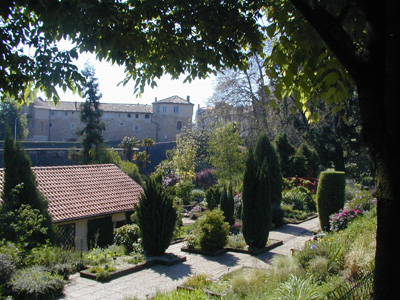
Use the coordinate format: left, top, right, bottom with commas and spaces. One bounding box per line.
33, 98, 153, 114
153, 95, 194, 105
0, 164, 143, 223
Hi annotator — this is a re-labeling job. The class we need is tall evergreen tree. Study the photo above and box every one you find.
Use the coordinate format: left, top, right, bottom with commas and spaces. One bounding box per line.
135, 177, 177, 256
242, 149, 270, 249
0, 127, 55, 245
255, 133, 283, 209
78, 63, 105, 164
220, 184, 234, 225
275, 133, 296, 177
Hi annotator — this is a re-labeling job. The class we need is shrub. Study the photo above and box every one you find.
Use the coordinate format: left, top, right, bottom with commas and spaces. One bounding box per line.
10, 265, 65, 300
227, 232, 246, 249
191, 189, 205, 202
175, 180, 194, 205
316, 171, 346, 231
136, 177, 177, 256
0, 254, 15, 289
95, 268, 111, 282
242, 142, 271, 249
220, 184, 235, 225
282, 186, 316, 212
272, 274, 322, 300
113, 224, 140, 253
205, 185, 221, 210
197, 209, 230, 251
345, 189, 375, 212
182, 273, 212, 289
193, 169, 217, 189
330, 208, 363, 232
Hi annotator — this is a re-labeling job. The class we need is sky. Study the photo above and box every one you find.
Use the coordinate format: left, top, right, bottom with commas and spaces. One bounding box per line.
56, 51, 216, 110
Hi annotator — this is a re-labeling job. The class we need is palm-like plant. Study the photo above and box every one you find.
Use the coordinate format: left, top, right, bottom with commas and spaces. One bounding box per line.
119, 136, 139, 161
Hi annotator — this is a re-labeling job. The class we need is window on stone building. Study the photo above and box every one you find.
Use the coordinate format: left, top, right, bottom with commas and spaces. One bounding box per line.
128, 114, 131, 118
134, 125, 139, 131
145, 114, 150, 119
177, 121, 182, 131
162, 106, 167, 113
135, 114, 139, 118
173, 106, 179, 114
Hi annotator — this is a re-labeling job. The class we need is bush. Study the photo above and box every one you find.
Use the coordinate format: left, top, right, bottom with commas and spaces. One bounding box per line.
220, 184, 235, 225
136, 177, 177, 256
345, 189, 375, 212
316, 171, 346, 231
271, 274, 322, 300
175, 180, 194, 205
193, 169, 217, 189
10, 265, 65, 300
191, 189, 205, 202
0, 254, 15, 290
113, 224, 140, 253
282, 186, 316, 212
242, 141, 271, 249
329, 208, 363, 232
197, 209, 230, 251
205, 185, 221, 210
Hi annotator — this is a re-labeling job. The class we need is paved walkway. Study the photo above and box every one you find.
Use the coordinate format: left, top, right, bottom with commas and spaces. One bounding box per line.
57, 217, 320, 300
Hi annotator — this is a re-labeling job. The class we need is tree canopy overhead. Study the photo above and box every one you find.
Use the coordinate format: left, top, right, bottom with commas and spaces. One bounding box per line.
1, 0, 265, 103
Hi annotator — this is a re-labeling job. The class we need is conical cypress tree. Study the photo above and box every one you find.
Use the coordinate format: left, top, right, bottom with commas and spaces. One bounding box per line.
255, 133, 283, 208
220, 184, 234, 225
136, 177, 177, 256
1, 127, 55, 245
242, 149, 271, 249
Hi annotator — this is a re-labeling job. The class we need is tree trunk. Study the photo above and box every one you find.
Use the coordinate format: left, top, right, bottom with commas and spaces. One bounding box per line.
369, 2, 400, 298
356, 29, 400, 298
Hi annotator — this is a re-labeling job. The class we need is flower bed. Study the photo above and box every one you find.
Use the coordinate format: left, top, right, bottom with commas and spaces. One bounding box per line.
80, 253, 186, 281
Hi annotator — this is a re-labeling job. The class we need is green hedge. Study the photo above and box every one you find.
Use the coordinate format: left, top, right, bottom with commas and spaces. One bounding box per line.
316, 171, 346, 231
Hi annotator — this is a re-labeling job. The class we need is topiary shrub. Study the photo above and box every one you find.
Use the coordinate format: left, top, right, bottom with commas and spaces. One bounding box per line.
10, 265, 65, 300
113, 224, 140, 253
136, 177, 177, 256
197, 209, 230, 252
316, 171, 346, 231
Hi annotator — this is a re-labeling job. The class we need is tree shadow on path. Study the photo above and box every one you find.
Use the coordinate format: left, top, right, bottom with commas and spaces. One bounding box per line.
150, 262, 193, 280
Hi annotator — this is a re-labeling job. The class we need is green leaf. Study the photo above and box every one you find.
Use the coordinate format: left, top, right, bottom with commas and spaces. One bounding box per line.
324, 72, 339, 85
266, 23, 276, 38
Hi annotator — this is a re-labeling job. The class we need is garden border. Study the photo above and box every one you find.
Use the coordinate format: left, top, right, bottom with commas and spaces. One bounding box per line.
79, 254, 186, 281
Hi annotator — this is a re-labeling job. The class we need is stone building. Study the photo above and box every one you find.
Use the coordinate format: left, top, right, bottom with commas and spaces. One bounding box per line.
23, 95, 194, 143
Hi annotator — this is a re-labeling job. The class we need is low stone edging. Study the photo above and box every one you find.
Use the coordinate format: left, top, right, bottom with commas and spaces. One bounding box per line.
80, 254, 186, 281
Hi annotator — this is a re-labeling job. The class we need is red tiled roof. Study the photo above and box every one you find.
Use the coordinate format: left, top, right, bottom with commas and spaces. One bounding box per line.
0, 164, 143, 223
